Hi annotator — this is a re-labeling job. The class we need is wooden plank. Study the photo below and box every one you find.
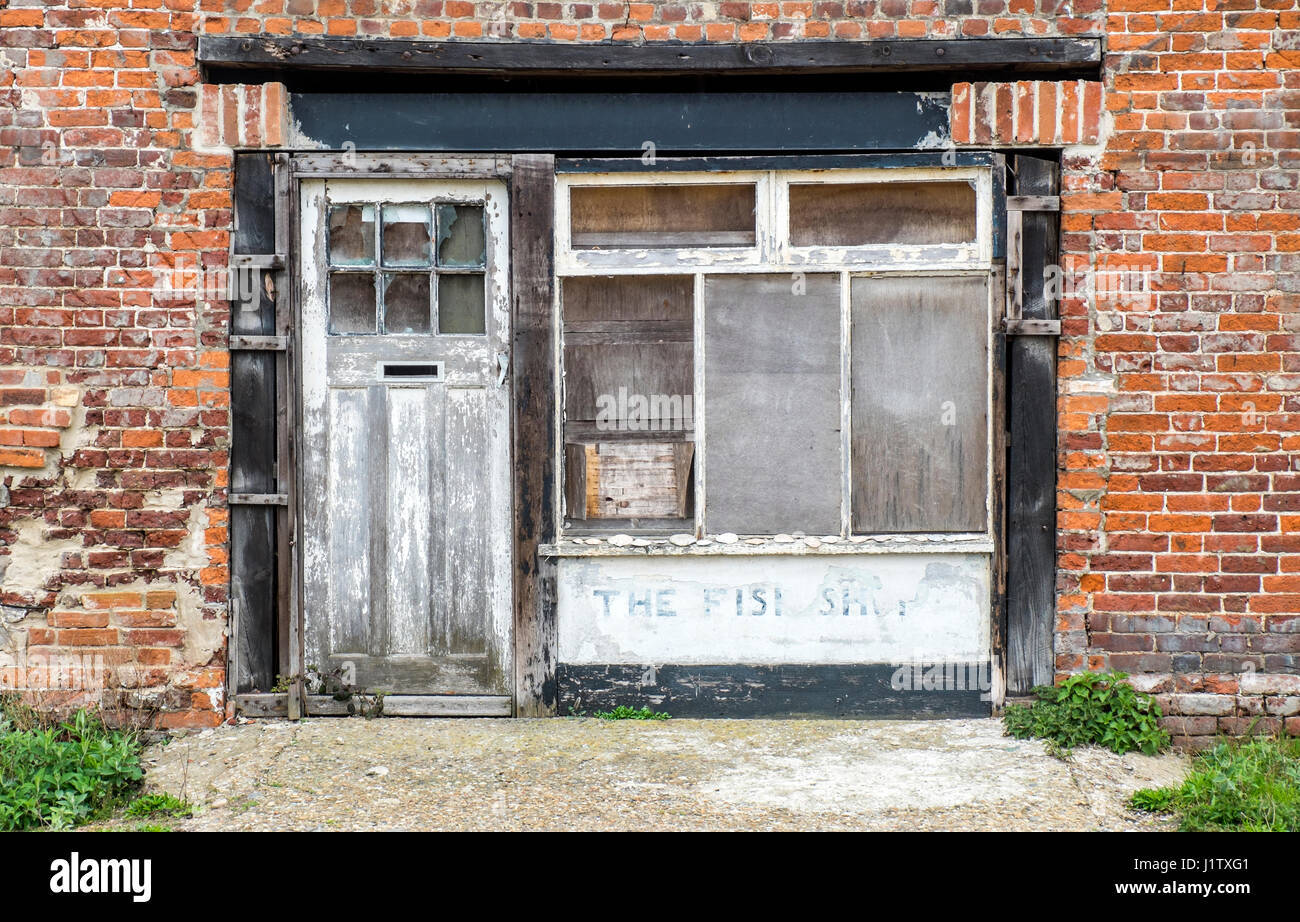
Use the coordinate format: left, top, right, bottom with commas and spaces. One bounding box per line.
275, 152, 302, 720
230, 334, 288, 351
1006, 154, 1060, 696
566, 441, 694, 520
989, 261, 1008, 710
290, 152, 510, 176
230, 253, 285, 270
851, 275, 989, 534
1006, 207, 1023, 320
703, 273, 842, 536
379, 695, 512, 717
1006, 195, 1060, 212
229, 152, 280, 696
1004, 318, 1061, 336
200, 36, 1102, 76
511, 154, 558, 717
228, 492, 289, 506
234, 693, 288, 718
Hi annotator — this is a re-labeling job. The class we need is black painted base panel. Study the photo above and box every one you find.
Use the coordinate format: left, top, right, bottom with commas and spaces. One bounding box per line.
558, 663, 993, 719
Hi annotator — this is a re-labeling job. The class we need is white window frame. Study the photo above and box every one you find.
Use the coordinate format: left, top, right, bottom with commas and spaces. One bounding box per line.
552, 166, 998, 554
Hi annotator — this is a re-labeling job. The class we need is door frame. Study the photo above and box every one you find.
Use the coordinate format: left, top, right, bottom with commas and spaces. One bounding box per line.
285, 153, 555, 717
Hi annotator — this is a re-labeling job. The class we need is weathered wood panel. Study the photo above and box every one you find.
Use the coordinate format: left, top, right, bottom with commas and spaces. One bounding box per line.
1006, 154, 1060, 695
703, 273, 842, 536
558, 664, 991, 718
200, 35, 1102, 77
850, 274, 989, 534
570, 184, 756, 249
300, 175, 513, 698
565, 441, 693, 520
229, 152, 279, 694
511, 154, 559, 716
561, 275, 693, 324
788, 181, 976, 247
563, 341, 693, 423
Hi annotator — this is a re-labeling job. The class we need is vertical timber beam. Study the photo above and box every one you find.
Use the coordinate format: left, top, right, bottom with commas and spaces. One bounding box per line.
511, 154, 558, 716
273, 152, 304, 720
1006, 155, 1060, 695
229, 153, 279, 697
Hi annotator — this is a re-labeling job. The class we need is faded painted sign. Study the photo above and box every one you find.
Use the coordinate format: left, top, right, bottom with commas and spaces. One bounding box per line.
557, 554, 991, 665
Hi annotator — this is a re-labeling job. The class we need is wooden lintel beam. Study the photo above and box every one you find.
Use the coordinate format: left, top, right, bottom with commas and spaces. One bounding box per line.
200, 35, 1102, 78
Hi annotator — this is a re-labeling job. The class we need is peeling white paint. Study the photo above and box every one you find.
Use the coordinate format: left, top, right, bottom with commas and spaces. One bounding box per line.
557, 554, 991, 666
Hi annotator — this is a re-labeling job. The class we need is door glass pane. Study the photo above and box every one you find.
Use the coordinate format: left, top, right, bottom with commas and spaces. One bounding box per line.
788, 182, 977, 246
328, 204, 375, 266
851, 274, 988, 533
436, 204, 486, 268
570, 184, 756, 249
438, 273, 486, 334
381, 203, 433, 267
328, 272, 376, 334
383, 273, 431, 334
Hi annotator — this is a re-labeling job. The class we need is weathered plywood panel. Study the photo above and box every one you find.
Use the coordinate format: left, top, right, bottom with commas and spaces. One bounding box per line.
565, 441, 693, 520
562, 275, 693, 325
557, 554, 990, 666
563, 341, 693, 423
851, 274, 988, 534
788, 181, 977, 247
570, 184, 756, 248
703, 273, 841, 536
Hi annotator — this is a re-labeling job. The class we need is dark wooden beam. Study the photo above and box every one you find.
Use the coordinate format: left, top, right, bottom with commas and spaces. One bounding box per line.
200, 35, 1101, 78
1006, 153, 1060, 696
510, 153, 558, 717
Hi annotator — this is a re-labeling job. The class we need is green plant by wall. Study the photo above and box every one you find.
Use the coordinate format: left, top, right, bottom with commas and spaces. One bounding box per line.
1129, 735, 1300, 831
1003, 671, 1169, 756
0, 695, 144, 831
125, 792, 194, 819
593, 705, 670, 721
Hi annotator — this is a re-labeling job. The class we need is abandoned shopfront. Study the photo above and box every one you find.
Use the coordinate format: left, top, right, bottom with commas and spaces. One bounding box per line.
202, 37, 1091, 720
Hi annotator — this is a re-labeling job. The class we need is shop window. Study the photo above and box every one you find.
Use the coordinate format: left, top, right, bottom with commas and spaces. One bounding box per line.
558, 169, 991, 537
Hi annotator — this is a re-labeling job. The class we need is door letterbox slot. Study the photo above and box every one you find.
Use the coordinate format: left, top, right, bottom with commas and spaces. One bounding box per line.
378, 361, 443, 382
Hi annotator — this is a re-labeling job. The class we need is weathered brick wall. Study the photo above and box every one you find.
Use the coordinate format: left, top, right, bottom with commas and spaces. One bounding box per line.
1052, 4, 1300, 747
0, 3, 228, 727
1, 1, 1297, 741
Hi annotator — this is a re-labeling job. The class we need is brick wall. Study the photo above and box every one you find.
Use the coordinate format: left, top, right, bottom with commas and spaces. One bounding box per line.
1052, 5, 1300, 747
1, 1, 1297, 740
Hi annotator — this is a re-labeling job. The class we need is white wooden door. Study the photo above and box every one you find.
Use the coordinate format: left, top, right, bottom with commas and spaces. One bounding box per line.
299, 178, 512, 706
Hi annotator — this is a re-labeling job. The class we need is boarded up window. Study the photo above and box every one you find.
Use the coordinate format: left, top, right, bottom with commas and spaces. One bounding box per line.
562, 275, 694, 524
789, 182, 976, 247
851, 274, 988, 533
570, 184, 756, 249
703, 273, 841, 536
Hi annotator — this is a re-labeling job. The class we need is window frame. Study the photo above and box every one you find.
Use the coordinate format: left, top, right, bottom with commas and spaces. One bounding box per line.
553, 155, 1001, 550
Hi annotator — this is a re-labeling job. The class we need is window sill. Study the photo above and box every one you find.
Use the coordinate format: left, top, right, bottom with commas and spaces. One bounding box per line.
540, 533, 994, 558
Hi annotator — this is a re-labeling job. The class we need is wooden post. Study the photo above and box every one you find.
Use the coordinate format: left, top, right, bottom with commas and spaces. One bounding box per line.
1006, 154, 1060, 696
510, 154, 558, 716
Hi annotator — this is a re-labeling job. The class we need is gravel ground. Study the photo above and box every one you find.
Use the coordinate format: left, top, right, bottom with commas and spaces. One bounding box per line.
102, 717, 1189, 832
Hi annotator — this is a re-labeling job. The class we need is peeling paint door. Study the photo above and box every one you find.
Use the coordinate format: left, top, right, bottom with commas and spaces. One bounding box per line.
298, 178, 512, 709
